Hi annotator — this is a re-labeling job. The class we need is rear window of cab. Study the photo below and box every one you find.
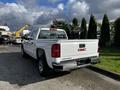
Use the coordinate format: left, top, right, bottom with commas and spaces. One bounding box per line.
38, 30, 67, 39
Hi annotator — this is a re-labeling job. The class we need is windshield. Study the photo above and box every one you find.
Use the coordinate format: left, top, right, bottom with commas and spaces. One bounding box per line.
38, 30, 67, 39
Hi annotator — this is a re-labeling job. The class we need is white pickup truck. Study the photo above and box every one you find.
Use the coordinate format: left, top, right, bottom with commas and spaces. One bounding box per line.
21, 26, 99, 75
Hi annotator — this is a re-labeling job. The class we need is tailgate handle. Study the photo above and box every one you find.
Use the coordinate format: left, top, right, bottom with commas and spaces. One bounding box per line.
79, 44, 85, 48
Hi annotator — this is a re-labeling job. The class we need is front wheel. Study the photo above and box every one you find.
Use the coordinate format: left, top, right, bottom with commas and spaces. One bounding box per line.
21, 45, 28, 57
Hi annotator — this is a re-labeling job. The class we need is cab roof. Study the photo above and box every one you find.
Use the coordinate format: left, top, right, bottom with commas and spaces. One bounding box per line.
40, 28, 65, 32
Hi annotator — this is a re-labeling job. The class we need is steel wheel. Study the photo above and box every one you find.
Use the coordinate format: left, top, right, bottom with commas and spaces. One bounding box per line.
38, 60, 44, 74
37, 50, 50, 76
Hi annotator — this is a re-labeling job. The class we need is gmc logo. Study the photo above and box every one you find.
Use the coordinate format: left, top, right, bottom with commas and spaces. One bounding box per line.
78, 44, 86, 51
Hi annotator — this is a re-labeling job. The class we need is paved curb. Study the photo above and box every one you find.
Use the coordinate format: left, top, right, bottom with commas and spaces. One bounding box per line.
0, 45, 8, 48
87, 66, 120, 81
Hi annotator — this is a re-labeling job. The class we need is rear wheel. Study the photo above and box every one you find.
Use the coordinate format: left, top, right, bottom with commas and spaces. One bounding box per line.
37, 50, 50, 76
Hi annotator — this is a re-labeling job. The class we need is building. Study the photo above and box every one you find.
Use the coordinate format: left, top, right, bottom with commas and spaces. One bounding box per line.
0, 25, 11, 44
0, 25, 10, 37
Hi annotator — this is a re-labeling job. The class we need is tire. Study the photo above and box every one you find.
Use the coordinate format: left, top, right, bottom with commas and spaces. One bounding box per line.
21, 45, 28, 57
37, 50, 50, 76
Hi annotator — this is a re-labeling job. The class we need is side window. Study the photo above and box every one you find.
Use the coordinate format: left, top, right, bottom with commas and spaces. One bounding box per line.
29, 30, 38, 39
29, 27, 38, 39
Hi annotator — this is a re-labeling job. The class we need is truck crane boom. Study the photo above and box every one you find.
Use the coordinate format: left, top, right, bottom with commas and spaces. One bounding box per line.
15, 24, 29, 38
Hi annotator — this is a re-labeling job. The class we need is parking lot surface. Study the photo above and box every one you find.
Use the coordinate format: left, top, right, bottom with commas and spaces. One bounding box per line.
0, 45, 120, 90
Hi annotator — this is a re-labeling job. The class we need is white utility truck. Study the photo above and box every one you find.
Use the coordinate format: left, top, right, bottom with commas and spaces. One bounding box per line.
21, 26, 99, 75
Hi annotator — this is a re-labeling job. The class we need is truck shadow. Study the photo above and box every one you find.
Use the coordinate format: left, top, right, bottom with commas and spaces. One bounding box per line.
0, 52, 69, 86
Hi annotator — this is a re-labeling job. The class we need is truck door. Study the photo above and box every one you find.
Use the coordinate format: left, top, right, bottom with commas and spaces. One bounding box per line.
28, 40, 36, 58
27, 28, 38, 58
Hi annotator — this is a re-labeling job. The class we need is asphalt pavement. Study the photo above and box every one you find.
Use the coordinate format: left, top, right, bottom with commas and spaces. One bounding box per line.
0, 45, 120, 90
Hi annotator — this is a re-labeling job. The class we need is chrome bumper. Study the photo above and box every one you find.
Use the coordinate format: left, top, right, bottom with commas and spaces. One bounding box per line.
52, 56, 99, 71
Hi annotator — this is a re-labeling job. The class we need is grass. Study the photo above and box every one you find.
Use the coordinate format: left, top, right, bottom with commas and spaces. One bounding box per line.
95, 47, 120, 74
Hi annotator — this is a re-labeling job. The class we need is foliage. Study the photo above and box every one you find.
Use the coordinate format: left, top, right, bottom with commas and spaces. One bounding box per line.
96, 47, 120, 74
99, 14, 110, 47
114, 17, 120, 47
80, 18, 87, 39
72, 17, 79, 31
87, 15, 97, 39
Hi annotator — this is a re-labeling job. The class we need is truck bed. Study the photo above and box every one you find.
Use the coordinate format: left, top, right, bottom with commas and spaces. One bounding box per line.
36, 39, 99, 62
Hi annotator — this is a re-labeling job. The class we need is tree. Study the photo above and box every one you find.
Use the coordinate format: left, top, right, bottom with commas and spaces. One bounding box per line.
72, 17, 79, 30
99, 14, 110, 47
80, 18, 87, 39
87, 14, 97, 39
71, 17, 80, 39
51, 20, 72, 39
114, 18, 120, 47
52, 20, 66, 29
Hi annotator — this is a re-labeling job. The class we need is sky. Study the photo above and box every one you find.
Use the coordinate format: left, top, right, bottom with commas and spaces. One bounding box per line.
0, 0, 120, 31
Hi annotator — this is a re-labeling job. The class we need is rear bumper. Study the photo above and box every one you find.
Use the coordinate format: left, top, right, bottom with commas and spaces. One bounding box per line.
52, 56, 99, 71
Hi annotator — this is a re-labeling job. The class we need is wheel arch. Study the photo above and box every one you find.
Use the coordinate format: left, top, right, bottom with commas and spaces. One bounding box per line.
36, 48, 50, 68
36, 48, 47, 63
36, 48, 47, 60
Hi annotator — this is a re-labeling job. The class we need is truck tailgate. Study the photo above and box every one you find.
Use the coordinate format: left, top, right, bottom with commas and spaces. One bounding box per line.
59, 40, 99, 61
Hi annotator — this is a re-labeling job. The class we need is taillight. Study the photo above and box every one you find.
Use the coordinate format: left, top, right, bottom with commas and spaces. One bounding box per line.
51, 44, 60, 58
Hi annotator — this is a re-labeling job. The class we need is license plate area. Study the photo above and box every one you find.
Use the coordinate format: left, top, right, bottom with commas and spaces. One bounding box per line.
77, 59, 91, 66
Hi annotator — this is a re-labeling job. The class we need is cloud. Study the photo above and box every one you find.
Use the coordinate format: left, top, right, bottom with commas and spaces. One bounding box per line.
35, 0, 89, 25
34, 7, 61, 25
0, 1, 64, 31
0, 2, 43, 30
48, 0, 58, 3
65, 0, 90, 21
0, 3, 27, 15
16, 0, 39, 9
84, 0, 120, 20
48, 0, 63, 3
57, 3, 64, 11
1, 0, 120, 31
0, 3, 28, 30
108, 9, 120, 19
